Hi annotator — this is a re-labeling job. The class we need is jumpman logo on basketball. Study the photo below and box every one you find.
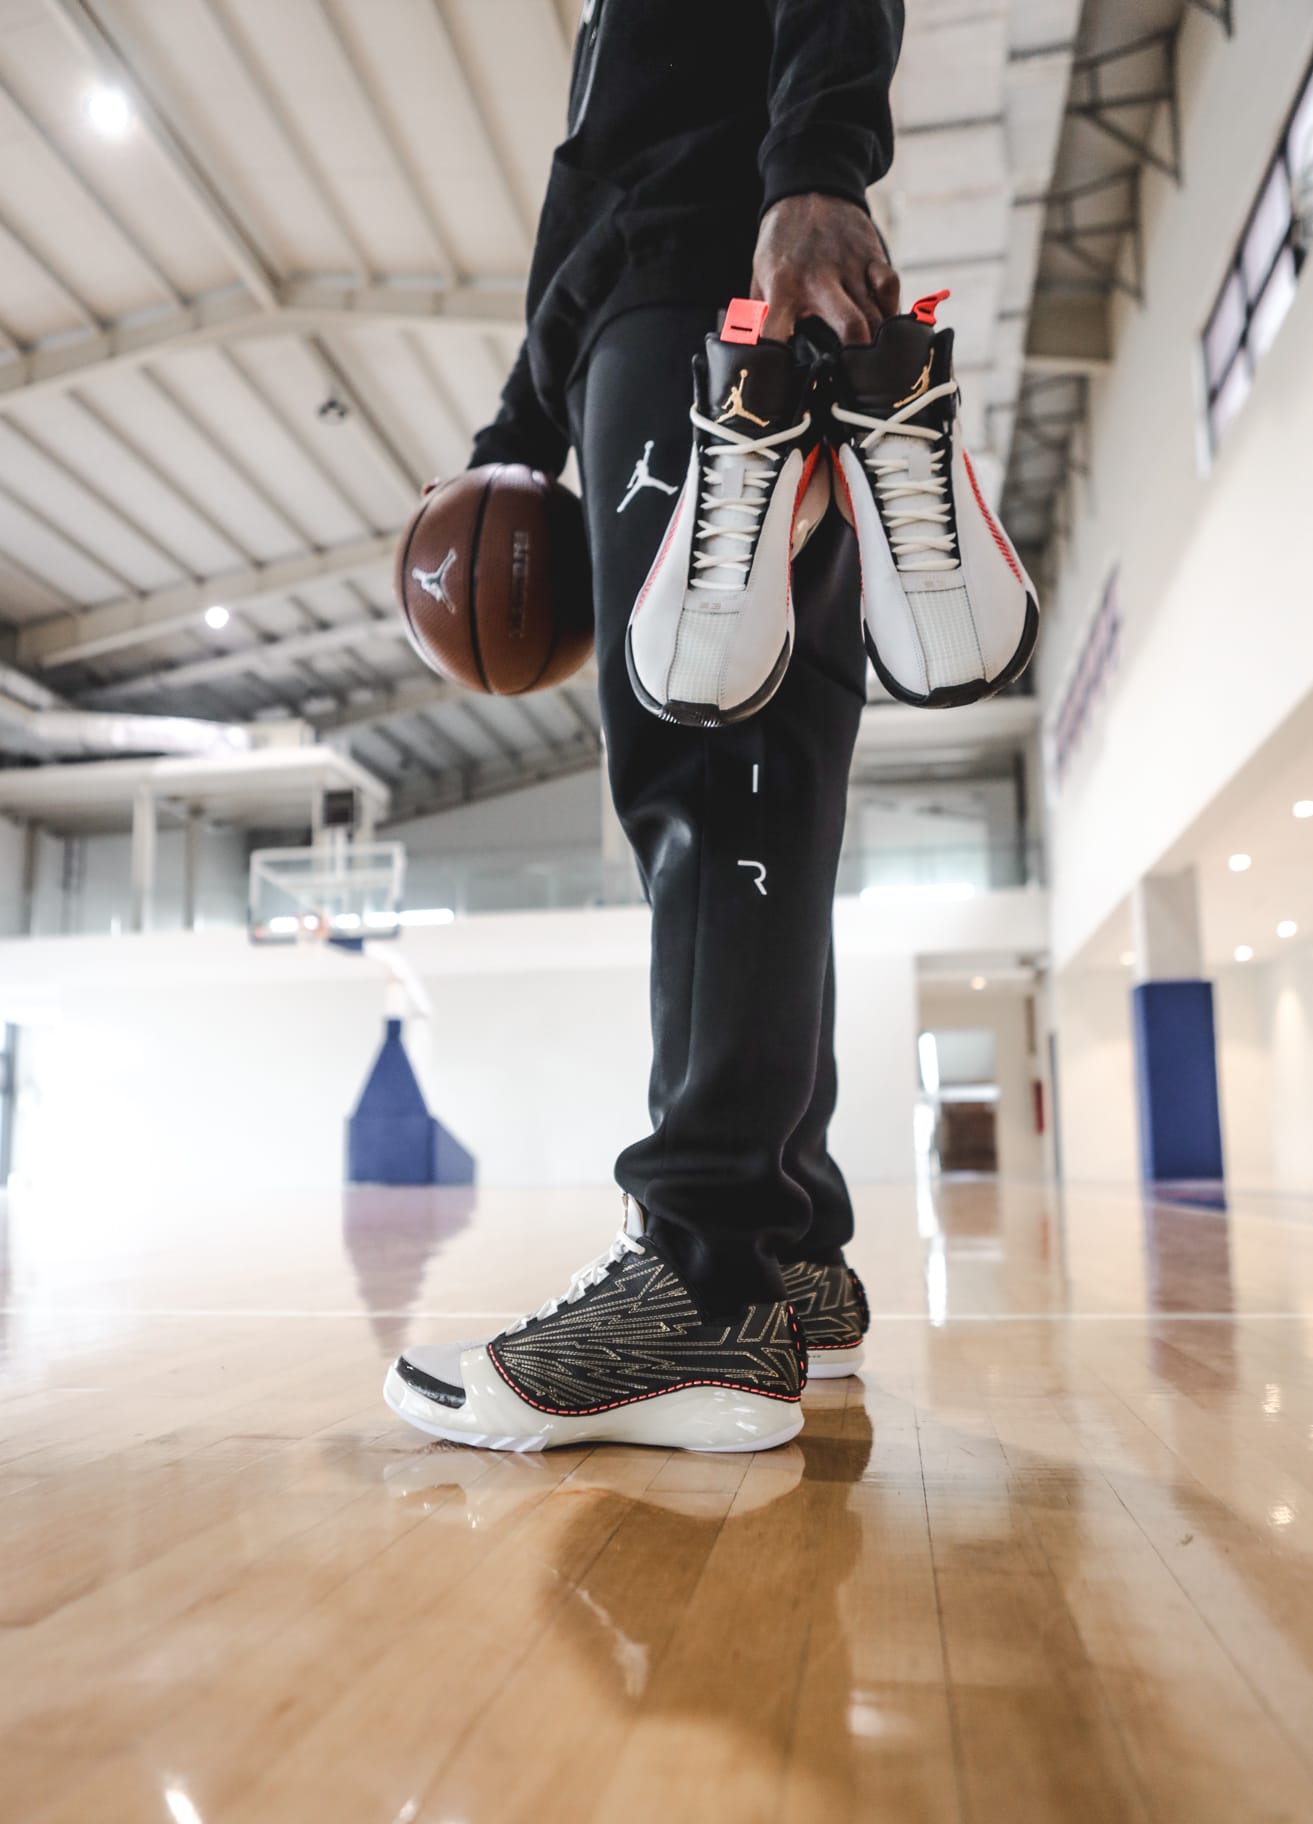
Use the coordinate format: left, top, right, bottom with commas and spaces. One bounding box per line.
716, 370, 768, 427
411, 549, 458, 612
617, 440, 678, 513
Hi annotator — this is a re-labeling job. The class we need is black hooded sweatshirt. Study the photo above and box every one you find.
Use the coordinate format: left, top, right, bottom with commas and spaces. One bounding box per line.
470, 0, 905, 475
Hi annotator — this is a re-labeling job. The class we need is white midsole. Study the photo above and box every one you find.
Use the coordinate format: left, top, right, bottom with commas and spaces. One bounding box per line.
384, 1349, 803, 1453
807, 1342, 865, 1380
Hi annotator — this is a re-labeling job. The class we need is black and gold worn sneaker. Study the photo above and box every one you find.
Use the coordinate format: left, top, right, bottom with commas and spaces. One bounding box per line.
385, 1199, 807, 1453
781, 1259, 870, 1379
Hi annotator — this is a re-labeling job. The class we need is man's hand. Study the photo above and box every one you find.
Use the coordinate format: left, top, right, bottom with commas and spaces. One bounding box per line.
751, 194, 900, 345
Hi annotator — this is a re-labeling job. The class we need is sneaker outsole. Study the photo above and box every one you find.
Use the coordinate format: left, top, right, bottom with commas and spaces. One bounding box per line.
384, 1361, 804, 1454
864, 593, 1040, 710
624, 623, 793, 729
806, 1343, 865, 1380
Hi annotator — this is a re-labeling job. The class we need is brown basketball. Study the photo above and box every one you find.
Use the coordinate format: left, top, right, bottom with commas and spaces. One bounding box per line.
395, 464, 593, 694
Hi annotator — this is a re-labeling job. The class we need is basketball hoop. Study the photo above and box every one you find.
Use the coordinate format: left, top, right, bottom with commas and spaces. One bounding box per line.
248, 839, 406, 947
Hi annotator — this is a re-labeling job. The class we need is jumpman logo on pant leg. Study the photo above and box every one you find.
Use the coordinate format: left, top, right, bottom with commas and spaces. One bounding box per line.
617, 440, 678, 513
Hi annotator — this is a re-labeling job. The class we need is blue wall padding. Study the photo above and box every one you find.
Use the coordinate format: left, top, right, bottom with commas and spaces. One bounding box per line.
346, 1018, 476, 1186
1131, 981, 1225, 1183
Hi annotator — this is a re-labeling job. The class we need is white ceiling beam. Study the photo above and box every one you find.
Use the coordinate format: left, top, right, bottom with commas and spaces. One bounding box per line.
42, 0, 282, 310
316, 0, 459, 281
0, 413, 202, 579
316, 675, 461, 734
194, 0, 373, 284
0, 70, 183, 310
0, 287, 266, 406
280, 276, 525, 326
0, 741, 390, 822
302, 333, 426, 500
84, 611, 407, 698
215, 342, 377, 533
13, 533, 395, 669
555, 683, 602, 747
68, 385, 254, 564
137, 362, 318, 551
424, 0, 535, 247
0, 208, 101, 332
0, 278, 526, 410
0, 474, 138, 597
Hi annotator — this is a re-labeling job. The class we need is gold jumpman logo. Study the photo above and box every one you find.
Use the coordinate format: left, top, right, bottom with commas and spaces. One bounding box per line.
893, 358, 933, 411
715, 369, 769, 427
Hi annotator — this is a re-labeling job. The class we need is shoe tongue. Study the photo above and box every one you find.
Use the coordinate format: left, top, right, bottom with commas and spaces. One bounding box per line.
703, 334, 806, 430
622, 1193, 646, 1242
844, 316, 945, 415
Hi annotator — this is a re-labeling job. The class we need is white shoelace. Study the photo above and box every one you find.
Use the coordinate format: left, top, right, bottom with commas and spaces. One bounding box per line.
687, 404, 810, 593
501, 1227, 644, 1336
831, 379, 959, 574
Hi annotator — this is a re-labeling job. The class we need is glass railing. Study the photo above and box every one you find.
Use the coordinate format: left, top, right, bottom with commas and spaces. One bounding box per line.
0, 840, 1044, 939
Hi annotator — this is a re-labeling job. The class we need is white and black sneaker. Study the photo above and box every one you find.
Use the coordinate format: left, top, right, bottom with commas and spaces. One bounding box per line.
781, 1258, 870, 1379
626, 320, 828, 727
829, 290, 1039, 708
384, 1200, 807, 1452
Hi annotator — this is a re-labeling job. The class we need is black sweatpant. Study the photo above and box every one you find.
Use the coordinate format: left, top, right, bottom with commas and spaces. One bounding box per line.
567, 304, 868, 1313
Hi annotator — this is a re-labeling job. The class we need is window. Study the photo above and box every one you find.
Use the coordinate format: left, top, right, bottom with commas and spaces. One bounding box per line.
1202, 54, 1313, 449
1051, 567, 1122, 783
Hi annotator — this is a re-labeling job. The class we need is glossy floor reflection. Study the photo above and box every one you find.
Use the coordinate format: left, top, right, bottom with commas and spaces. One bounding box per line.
3, 1176, 1313, 1822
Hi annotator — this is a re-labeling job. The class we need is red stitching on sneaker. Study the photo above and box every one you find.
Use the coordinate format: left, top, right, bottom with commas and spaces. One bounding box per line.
486, 1341, 802, 1416
632, 486, 687, 619
961, 447, 1022, 583
786, 1300, 808, 1392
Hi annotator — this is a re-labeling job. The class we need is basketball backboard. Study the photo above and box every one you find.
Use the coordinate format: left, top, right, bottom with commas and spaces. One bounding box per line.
248, 838, 406, 945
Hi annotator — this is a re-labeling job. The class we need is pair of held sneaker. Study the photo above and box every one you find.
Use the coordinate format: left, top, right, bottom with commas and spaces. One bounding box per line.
385, 1194, 869, 1454
626, 292, 1039, 726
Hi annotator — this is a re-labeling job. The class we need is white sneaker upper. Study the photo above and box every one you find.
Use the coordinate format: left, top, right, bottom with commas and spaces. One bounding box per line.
627, 334, 822, 727
831, 302, 1038, 707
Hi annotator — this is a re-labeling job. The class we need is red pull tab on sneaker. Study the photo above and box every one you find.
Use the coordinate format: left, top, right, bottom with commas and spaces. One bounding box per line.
911, 289, 951, 326
721, 297, 770, 345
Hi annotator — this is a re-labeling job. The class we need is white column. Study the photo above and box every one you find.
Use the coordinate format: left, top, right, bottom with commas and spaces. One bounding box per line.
130, 785, 157, 933
19, 821, 39, 936
182, 806, 203, 931
1132, 869, 1203, 981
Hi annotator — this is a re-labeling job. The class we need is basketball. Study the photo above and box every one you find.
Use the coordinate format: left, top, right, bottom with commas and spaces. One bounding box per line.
395, 464, 593, 695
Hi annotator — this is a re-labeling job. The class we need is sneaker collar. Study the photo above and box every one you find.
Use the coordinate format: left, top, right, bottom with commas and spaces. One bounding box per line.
621, 1191, 647, 1242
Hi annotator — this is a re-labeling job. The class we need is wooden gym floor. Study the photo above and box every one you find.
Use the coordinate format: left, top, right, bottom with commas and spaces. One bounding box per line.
2, 1175, 1312, 1823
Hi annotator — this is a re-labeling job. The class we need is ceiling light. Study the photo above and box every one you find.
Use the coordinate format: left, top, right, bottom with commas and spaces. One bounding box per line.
84, 83, 132, 138
204, 604, 229, 630
1234, 944, 1254, 962
1295, 801, 1313, 820
1120, 950, 1136, 967
1278, 920, 1298, 939
970, 975, 986, 991
1228, 853, 1252, 872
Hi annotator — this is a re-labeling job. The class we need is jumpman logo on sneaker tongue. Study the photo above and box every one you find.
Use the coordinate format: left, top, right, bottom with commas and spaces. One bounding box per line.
617, 439, 678, 513
715, 370, 769, 427
893, 356, 933, 410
